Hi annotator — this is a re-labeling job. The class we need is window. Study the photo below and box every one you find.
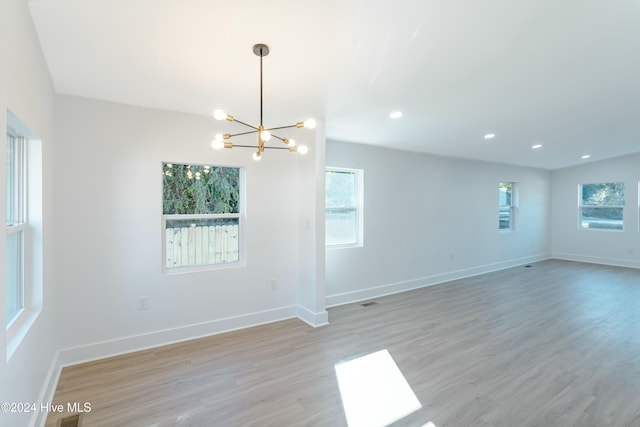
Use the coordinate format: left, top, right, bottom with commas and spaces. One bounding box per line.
5, 111, 43, 359
162, 163, 242, 271
580, 182, 625, 230
498, 182, 514, 231
326, 167, 363, 247
6, 129, 25, 325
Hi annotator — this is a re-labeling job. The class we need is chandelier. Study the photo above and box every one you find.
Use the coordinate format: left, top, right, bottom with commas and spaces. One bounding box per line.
211, 43, 316, 161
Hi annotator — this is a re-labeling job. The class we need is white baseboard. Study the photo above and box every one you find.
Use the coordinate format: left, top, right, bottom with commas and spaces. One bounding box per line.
326, 254, 552, 307
31, 352, 62, 427
552, 252, 640, 269
296, 305, 329, 327
56, 305, 298, 368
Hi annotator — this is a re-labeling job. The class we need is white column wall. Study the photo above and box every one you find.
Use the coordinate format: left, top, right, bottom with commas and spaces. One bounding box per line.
295, 120, 328, 326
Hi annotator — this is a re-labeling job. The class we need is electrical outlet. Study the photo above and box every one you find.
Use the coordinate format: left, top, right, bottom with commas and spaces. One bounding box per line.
137, 296, 148, 311
270, 279, 277, 291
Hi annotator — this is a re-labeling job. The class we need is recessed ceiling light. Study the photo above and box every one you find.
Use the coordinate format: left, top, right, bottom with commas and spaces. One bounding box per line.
531, 144, 542, 149
389, 111, 403, 119
581, 154, 591, 159
484, 133, 496, 139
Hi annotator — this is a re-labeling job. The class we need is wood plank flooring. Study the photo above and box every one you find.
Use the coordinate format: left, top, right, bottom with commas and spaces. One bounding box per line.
46, 260, 640, 426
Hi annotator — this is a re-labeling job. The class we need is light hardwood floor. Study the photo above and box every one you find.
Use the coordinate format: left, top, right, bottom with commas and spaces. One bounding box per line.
46, 260, 640, 426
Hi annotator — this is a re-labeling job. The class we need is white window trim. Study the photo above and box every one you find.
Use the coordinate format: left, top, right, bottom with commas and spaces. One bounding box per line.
6, 111, 43, 361
161, 164, 245, 274
326, 167, 364, 249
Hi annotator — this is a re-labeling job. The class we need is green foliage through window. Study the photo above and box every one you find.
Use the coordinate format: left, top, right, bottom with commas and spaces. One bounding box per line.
162, 163, 239, 215
581, 182, 625, 206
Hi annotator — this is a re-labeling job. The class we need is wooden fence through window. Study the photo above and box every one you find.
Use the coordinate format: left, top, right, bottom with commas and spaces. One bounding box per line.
165, 224, 239, 268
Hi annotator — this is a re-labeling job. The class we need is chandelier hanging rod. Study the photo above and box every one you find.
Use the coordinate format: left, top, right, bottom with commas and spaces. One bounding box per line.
211, 43, 316, 161
259, 44, 264, 127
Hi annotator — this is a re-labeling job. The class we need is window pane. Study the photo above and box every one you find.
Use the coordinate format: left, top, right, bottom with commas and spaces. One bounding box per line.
581, 207, 623, 230
326, 170, 356, 207
162, 163, 240, 215
6, 231, 24, 324
582, 183, 625, 206
326, 209, 357, 245
499, 207, 512, 230
499, 182, 512, 206
165, 218, 239, 268
6, 132, 16, 225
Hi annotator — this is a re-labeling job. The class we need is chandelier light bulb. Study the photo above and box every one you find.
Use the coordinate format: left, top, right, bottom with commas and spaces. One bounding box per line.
252, 151, 262, 161
304, 119, 316, 129
288, 138, 296, 146
211, 134, 224, 149
298, 145, 309, 155
260, 130, 272, 141
214, 109, 227, 121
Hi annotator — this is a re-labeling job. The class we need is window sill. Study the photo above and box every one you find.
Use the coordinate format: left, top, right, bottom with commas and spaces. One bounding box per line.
326, 243, 364, 250
6, 306, 41, 361
579, 227, 624, 232
162, 260, 246, 275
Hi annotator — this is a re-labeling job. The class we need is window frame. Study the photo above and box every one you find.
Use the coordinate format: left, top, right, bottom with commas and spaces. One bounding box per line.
325, 167, 364, 249
579, 182, 625, 232
5, 111, 44, 361
498, 181, 515, 232
6, 128, 26, 326
161, 162, 244, 274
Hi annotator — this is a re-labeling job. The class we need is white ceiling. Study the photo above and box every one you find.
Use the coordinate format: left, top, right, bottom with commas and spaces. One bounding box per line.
28, 0, 640, 169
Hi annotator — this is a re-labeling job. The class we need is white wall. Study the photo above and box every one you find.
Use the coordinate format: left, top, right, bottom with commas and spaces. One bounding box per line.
325, 140, 552, 305
296, 121, 328, 325
1, 1, 58, 427
53, 95, 325, 364
551, 153, 640, 268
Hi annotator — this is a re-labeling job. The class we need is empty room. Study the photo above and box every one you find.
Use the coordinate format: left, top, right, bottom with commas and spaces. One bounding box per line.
2, 0, 640, 426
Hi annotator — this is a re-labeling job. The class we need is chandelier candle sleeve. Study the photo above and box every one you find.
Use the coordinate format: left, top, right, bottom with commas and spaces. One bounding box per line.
211, 43, 313, 160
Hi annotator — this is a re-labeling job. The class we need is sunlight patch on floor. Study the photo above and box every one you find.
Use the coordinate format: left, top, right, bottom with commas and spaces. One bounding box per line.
335, 349, 423, 427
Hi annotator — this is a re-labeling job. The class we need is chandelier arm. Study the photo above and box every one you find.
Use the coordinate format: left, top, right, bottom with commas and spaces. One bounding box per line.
265, 124, 298, 131
229, 144, 261, 148
230, 144, 290, 150
228, 130, 259, 138
231, 118, 259, 130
